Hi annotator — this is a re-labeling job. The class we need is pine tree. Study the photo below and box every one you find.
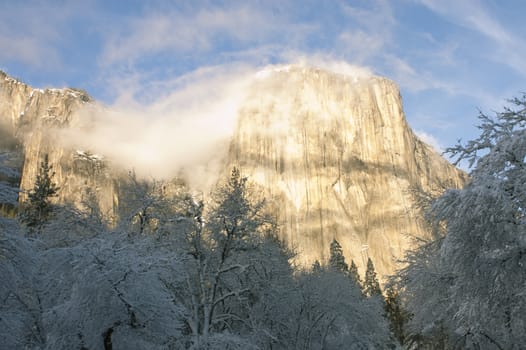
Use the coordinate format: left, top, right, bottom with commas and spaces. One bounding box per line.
329, 239, 348, 273
21, 154, 59, 228
348, 259, 362, 287
312, 259, 322, 273
364, 257, 382, 297
384, 286, 409, 345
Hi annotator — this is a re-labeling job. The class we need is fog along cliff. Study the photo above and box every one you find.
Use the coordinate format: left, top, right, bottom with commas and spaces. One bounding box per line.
0, 67, 466, 278
228, 66, 467, 277
0, 71, 116, 222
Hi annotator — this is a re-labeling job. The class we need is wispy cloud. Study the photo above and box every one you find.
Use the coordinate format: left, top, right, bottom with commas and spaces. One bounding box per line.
99, 3, 317, 68
415, 130, 444, 152
0, 1, 97, 71
59, 60, 372, 187
337, 30, 384, 63
0, 4, 60, 68
415, 0, 526, 77
60, 64, 256, 188
337, 0, 395, 63
0, 35, 60, 68
341, 0, 396, 31
416, 0, 511, 43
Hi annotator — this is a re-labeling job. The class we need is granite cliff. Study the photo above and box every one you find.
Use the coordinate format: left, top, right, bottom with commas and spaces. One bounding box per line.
0, 67, 466, 277
228, 66, 466, 276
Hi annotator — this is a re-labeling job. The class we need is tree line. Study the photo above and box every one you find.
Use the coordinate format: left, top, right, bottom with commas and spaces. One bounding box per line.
4, 165, 398, 349
12, 94, 526, 349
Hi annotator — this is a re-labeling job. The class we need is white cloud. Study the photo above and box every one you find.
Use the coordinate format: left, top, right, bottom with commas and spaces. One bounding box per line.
415, 130, 443, 152
341, 0, 396, 30
337, 30, 384, 63
337, 0, 395, 63
0, 36, 60, 68
384, 55, 428, 92
0, 1, 97, 70
99, 4, 312, 67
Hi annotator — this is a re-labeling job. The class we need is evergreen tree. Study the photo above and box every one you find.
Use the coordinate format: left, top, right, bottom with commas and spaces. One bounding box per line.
329, 239, 348, 273
348, 259, 362, 286
384, 286, 409, 345
20, 154, 59, 228
364, 257, 382, 297
311, 259, 322, 273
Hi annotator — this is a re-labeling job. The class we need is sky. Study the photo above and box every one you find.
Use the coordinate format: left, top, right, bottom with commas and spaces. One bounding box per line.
1, 0, 525, 162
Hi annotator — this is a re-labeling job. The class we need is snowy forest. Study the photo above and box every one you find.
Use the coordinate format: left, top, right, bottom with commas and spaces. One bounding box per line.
2, 95, 526, 349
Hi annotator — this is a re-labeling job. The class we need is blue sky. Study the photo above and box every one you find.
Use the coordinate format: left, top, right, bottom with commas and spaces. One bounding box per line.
1, 0, 525, 156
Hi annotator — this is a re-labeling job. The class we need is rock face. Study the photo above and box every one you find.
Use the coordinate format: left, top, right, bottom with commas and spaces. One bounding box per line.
228, 66, 466, 277
0, 67, 466, 278
0, 71, 116, 220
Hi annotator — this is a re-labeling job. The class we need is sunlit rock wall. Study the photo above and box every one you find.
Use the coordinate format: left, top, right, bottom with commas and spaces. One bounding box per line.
228, 66, 467, 277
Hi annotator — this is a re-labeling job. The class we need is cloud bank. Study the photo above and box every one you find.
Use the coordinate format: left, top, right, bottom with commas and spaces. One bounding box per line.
60, 65, 253, 188
59, 60, 372, 188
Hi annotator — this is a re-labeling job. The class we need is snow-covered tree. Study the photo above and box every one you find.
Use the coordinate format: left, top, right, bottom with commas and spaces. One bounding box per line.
0, 217, 189, 349
364, 257, 382, 297
238, 233, 298, 349
291, 269, 396, 349
117, 171, 182, 236
1, 167, 400, 350
329, 239, 348, 273
165, 167, 276, 348
398, 95, 526, 349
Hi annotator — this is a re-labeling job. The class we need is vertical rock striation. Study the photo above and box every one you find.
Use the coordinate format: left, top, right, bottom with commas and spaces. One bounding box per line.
228, 66, 467, 277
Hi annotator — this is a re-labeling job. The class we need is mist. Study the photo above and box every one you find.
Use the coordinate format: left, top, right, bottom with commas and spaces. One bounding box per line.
57, 65, 251, 189
59, 60, 372, 189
